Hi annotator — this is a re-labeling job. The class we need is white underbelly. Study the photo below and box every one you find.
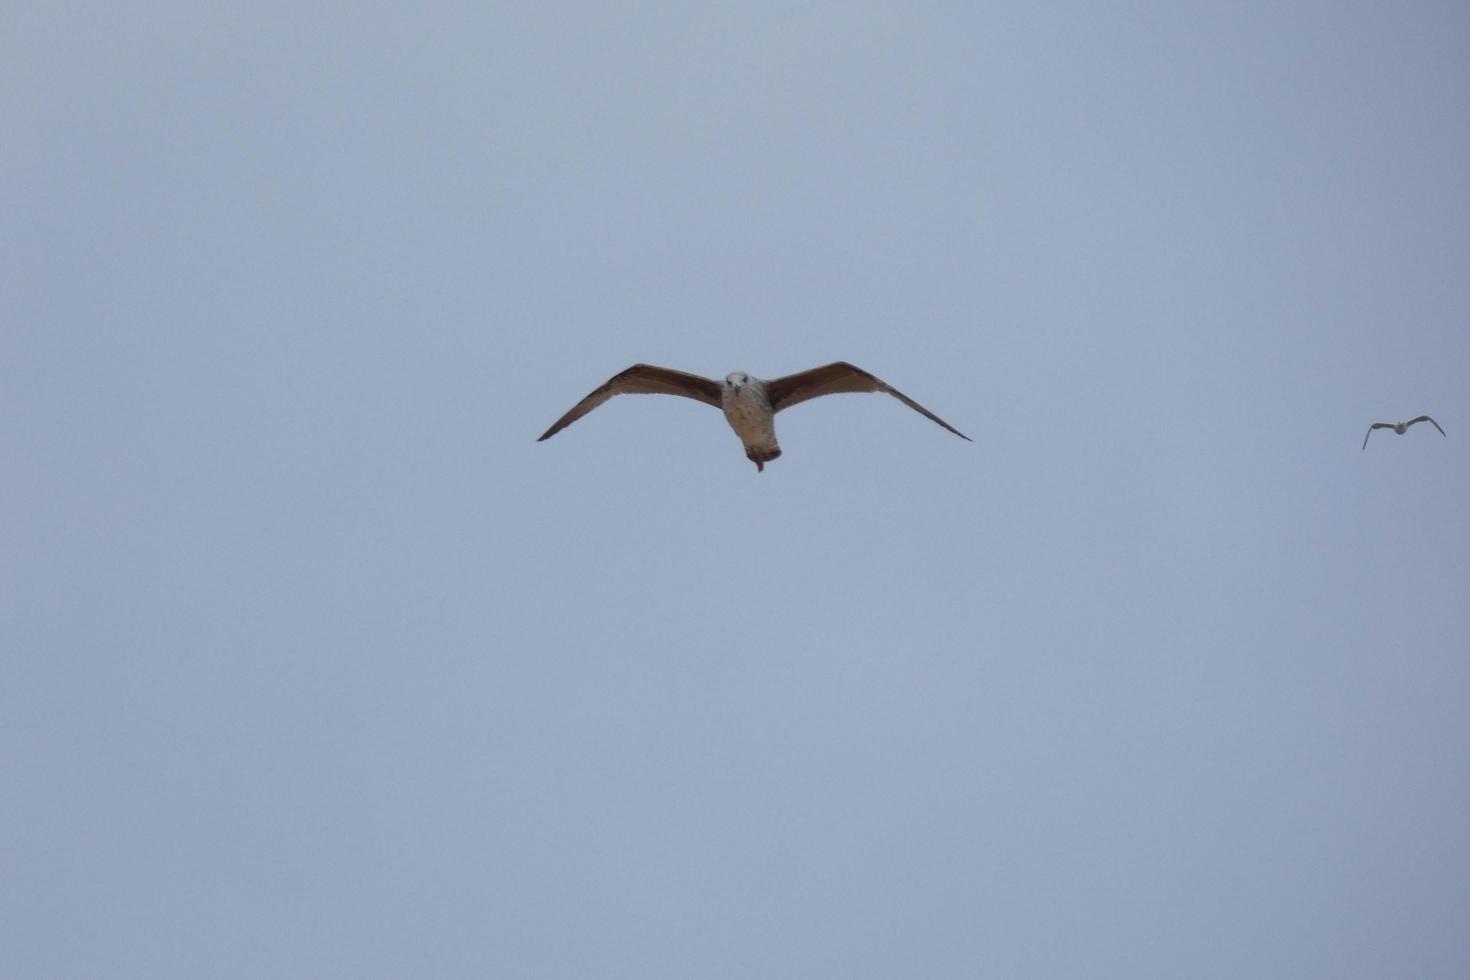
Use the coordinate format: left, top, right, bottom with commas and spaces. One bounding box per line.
722, 389, 778, 451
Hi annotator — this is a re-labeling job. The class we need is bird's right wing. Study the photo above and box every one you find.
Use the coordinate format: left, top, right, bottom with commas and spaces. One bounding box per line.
537, 364, 722, 441
1363, 421, 1391, 450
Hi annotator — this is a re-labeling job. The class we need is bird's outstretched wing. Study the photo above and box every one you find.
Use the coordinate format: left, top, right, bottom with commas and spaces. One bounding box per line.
765, 361, 971, 441
537, 364, 722, 441
1363, 421, 1392, 450
1408, 415, 1447, 437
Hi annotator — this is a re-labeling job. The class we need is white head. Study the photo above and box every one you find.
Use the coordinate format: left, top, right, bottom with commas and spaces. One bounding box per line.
724, 371, 751, 392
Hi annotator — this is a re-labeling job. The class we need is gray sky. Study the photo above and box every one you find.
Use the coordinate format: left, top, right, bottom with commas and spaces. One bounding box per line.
5, 2, 1469, 977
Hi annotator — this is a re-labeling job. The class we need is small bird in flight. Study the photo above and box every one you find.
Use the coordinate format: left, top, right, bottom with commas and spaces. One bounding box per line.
538, 361, 971, 471
1362, 414, 1446, 450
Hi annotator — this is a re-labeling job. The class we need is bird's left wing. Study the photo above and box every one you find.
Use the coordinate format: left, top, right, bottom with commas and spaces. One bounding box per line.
1409, 415, 1447, 437
537, 364, 722, 441
765, 361, 971, 440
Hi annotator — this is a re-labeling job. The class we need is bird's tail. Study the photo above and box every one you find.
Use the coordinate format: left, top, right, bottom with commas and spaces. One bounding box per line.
746, 445, 781, 473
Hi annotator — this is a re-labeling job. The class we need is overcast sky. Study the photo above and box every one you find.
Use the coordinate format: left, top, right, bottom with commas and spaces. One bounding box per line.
5, 3, 1469, 977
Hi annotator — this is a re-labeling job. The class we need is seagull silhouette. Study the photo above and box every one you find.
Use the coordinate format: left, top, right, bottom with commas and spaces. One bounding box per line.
538, 362, 971, 471
1362, 414, 1446, 450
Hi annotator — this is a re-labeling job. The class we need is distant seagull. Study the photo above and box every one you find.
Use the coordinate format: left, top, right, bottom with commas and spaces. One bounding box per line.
1362, 414, 1446, 450
538, 362, 971, 471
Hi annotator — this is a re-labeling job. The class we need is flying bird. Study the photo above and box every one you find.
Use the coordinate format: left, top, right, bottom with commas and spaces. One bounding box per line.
538, 362, 971, 471
1362, 414, 1446, 450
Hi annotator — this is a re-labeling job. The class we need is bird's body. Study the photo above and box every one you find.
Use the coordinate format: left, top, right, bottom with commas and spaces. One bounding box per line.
719, 374, 781, 470
1362, 414, 1446, 450
538, 362, 970, 471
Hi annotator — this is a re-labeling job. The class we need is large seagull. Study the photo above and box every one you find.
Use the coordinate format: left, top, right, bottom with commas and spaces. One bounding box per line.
538, 362, 971, 471
1362, 414, 1446, 450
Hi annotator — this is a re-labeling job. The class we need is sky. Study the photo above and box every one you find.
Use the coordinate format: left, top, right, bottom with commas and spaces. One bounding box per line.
4, 2, 1469, 977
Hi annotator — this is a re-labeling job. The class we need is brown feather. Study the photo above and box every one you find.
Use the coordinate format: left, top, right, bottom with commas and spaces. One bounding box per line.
766, 361, 971, 441
537, 364, 722, 441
